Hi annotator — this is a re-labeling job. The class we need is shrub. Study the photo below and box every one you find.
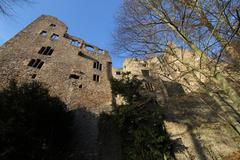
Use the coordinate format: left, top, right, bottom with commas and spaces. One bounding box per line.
110, 75, 172, 160
111, 72, 143, 104
113, 104, 172, 160
0, 81, 73, 160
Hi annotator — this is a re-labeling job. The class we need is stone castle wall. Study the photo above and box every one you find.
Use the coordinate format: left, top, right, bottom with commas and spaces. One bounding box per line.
113, 48, 207, 95
111, 50, 200, 103
0, 15, 112, 113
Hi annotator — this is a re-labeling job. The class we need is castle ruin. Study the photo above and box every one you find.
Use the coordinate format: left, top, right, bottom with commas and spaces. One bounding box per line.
0, 15, 113, 113
1, 15, 240, 160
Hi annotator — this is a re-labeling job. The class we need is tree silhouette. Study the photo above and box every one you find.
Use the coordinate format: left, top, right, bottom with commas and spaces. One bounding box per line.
0, 80, 73, 160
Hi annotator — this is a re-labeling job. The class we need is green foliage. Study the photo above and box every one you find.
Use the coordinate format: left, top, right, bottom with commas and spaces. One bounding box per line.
111, 72, 143, 104
0, 80, 73, 160
110, 75, 172, 159
112, 104, 171, 160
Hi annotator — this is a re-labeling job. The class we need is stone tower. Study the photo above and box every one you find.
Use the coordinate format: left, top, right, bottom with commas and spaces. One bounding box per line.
0, 15, 113, 113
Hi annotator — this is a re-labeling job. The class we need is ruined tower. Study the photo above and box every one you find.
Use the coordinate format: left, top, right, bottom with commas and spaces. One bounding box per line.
0, 15, 113, 113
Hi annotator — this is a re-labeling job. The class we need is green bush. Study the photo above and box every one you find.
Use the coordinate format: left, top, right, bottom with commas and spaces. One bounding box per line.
111, 72, 142, 104
0, 81, 73, 160
113, 104, 171, 160
110, 75, 172, 160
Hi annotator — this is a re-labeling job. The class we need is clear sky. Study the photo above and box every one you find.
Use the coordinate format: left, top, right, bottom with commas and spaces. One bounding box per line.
0, 0, 124, 68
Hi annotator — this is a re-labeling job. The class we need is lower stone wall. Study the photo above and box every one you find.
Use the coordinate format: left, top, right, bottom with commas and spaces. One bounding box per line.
68, 108, 99, 160
163, 94, 240, 160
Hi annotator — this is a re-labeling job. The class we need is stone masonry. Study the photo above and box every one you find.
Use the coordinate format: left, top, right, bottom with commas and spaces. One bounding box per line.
1, 15, 239, 160
0, 15, 114, 159
112, 53, 240, 160
0, 15, 113, 113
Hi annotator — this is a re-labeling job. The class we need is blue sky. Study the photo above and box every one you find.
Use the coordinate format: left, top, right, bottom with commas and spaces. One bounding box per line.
0, 0, 124, 68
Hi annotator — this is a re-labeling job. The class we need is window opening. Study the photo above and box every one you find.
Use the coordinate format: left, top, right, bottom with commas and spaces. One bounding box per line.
28, 59, 44, 69
38, 47, 46, 54
40, 31, 47, 37
93, 74, 100, 82
48, 49, 54, 55
38, 46, 54, 55
51, 34, 59, 41
96, 62, 99, 69
33, 59, 41, 68
70, 40, 80, 47
37, 62, 44, 69
97, 75, 100, 82
116, 71, 121, 75
69, 74, 80, 79
28, 59, 35, 66
50, 24, 56, 28
43, 46, 51, 55
93, 62, 97, 68
93, 61, 102, 71
85, 45, 95, 52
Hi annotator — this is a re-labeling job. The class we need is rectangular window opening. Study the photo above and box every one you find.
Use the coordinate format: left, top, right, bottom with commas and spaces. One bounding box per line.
43, 46, 51, 55
28, 59, 35, 66
69, 74, 80, 79
33, 59, 41, 68
93, 74, 97, 81
85, 45, 95, 52
116, 71, 121, 75
70, 40, 80, 47
51, 34, 59, 41
93, 62, 97, 68
40, 31, 47, 37
96, 62, 99, 69
96, 75, 100, 82
28, 59, 44, 69
93, 61, 102, 71
93, 74, 100, 82
48, 49, 54, 55
39, 46, 54, 55
37, 62, 44, 69
38, 47, 46, 54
